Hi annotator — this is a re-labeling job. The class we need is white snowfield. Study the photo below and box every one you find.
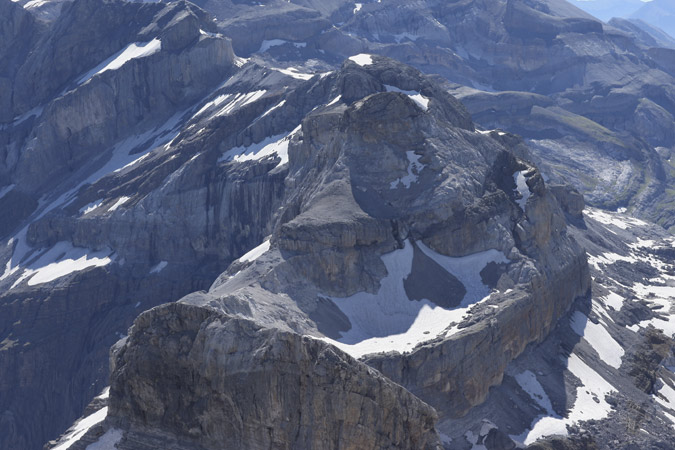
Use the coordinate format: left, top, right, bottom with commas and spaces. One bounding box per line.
569, 311, 624, 369
194, 90, 267, 120
107, 196, 130, 212
384, 85, 430, 111
78, 38, 161, 85
513, 171, 531, 211
270, 66, 315, 80
655, 381, 675, 412
324, 240, 509, 358
390, 151, 425, 189
585, 207, 649, 232
349, 53, 374, 66
10, 241, 114, 289
219, 125, 301, 167
629, 282, 675, 336
79, 199, 103, 216
239, 238, 271, 263
514, 370, 556, 417
513, 354, 616, 445
52, 388, 110, 450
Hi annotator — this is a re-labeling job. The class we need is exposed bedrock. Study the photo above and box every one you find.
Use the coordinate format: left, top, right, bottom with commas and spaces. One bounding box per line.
9, 0, 235, 195
106, 303, 443, 450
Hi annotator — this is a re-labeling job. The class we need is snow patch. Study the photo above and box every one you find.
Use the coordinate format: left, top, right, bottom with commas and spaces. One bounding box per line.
514, 354, 615, 445
219, 125, 300, 167
585, 208, 648, 230
587, 251, 637, 271
52, 407, 108, 450
353, 3, 362, 13
239, 239, 271, 263
78, 38, 161, 85
384, 85, 429, 111
79, 199, 103, 216
390, 151, 424, 189
0, 184, 15, 200
630, 283, 675, 337
149, 261, 168, 274
270, 67, 314, 80
326, 95, 342, 106
199, 29, 222, 38
656, 381, 675, 409
349, 53, 374, 66
234, 57, 248, 68
569, 311, 624, 369
514, 370, 556, 415
602, 291, 624, 311
194, 94, 233, 118
214, 91, 267, 117
261, 99, 286, 118
514, 171, 531, 211
417, 241, 509, 308
14, 242, 114, 287
107, 196, 130, 212
323, 241, 508, 358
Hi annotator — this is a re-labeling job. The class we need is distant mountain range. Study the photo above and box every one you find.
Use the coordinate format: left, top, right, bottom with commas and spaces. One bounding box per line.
630, 0, 675, 39
571, 0, 675, 39
569, 0, 645, 21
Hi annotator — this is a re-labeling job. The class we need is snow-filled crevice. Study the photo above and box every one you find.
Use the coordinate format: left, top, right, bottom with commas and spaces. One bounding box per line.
513, 171, 531, 211
384, 85, 429, 111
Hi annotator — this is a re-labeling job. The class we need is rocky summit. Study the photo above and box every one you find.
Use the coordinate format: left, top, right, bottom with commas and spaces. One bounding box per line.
0, 0, 673, 450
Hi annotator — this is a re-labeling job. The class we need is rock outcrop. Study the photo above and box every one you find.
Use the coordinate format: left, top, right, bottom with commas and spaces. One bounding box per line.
104, 303, 442, 450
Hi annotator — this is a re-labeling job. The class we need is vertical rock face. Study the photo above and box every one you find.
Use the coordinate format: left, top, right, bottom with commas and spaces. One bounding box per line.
106, 303, 443, 450
0, 2, 245, 449
0, 0, 41, 123
10, 0, 235, 194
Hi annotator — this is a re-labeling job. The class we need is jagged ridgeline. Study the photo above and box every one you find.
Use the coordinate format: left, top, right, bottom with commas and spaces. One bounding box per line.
0, 0, 674, 449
